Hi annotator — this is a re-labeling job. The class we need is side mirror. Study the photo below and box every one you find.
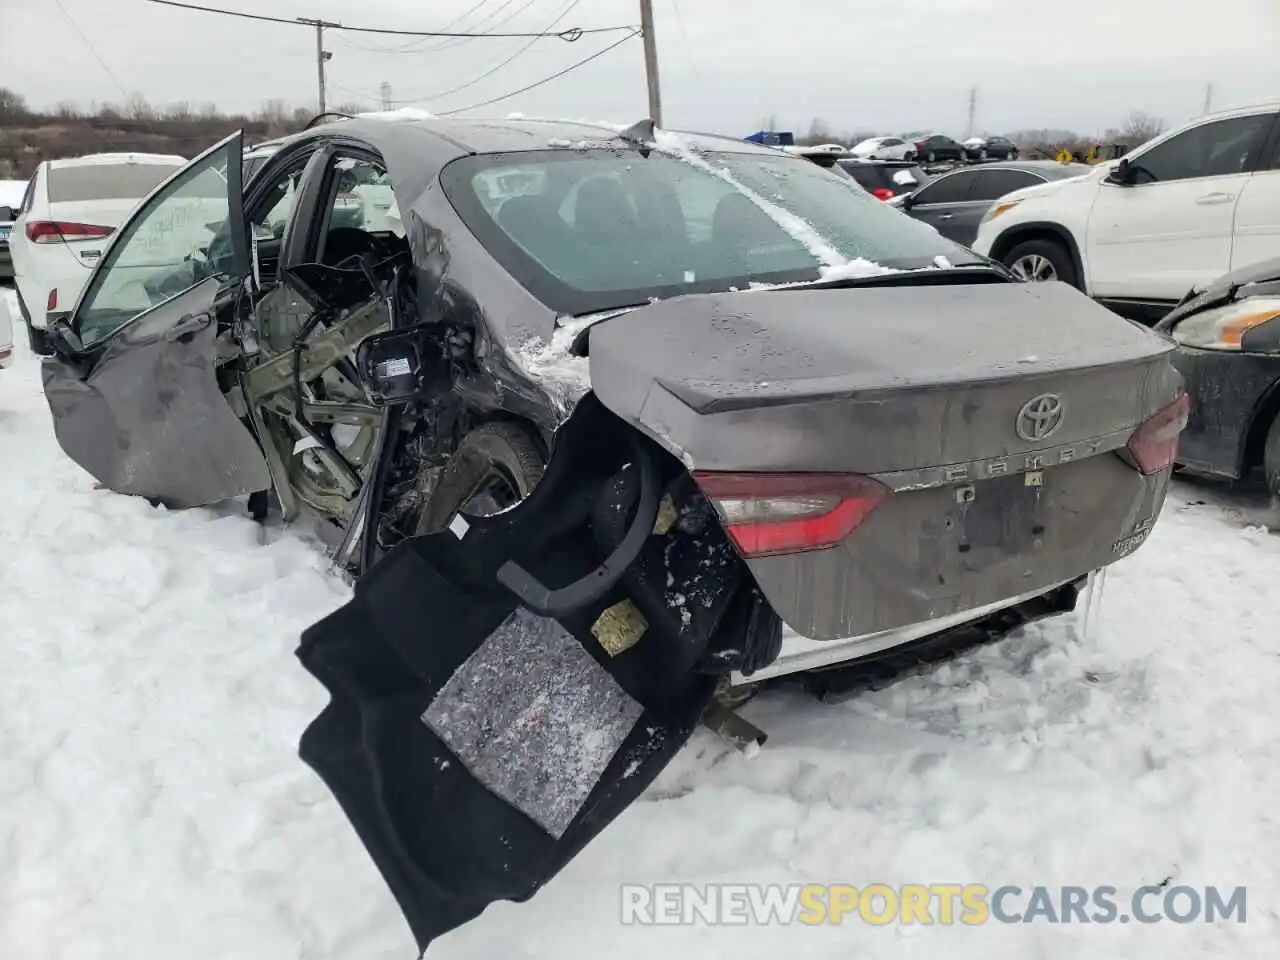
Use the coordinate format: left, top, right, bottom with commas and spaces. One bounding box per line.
47, 317, 84, 359
1106, 158, 1132, 185
900, 192, 917, 209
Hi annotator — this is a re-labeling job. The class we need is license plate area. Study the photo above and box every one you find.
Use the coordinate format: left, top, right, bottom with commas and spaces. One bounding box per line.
947, 471, 1049, 557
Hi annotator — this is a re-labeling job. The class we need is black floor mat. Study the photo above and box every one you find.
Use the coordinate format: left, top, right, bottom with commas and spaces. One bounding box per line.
296, 397, 740, 953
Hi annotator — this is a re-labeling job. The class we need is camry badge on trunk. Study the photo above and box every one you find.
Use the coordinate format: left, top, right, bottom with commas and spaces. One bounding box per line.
1016, 393, 1065, 442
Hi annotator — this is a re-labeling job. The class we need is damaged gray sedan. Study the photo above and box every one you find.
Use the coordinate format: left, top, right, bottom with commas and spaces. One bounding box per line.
38, 115, 1186, 952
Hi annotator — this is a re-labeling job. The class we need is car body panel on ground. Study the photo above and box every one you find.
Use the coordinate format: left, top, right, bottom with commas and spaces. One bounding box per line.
1154, 256, 1280, 490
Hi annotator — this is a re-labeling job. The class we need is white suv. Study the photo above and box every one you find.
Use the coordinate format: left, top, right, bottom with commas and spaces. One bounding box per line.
972, 101, 1280, 322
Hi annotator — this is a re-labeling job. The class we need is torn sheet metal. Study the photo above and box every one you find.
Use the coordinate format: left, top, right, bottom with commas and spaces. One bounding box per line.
41, 277, 270, 508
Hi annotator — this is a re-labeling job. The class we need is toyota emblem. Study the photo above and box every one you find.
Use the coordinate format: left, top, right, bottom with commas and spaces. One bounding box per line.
1015, 393, 1065, 441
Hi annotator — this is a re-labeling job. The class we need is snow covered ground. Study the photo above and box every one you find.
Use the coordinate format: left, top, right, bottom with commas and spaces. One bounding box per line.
3, 288, 1279, 959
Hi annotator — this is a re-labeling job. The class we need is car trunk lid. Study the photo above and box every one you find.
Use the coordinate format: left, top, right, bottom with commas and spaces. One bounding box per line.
587, 279, 1184, 640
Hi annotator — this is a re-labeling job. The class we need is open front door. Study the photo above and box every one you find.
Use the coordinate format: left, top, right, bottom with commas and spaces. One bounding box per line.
41, 132, 271, 508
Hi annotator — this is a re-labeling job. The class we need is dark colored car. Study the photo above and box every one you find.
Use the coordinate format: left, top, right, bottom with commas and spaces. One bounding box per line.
897, 160, 1092, 246
965, 135, 1020, 160
837, 158, 931, 200
38, 116, 1185, 955
1154, 257, 1280, 495
913, 133, 966, 162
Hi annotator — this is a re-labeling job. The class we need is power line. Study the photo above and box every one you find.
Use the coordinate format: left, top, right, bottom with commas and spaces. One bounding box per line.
139, 0, 631, 40
338, 0, 501, 54
376, 0, 585, 106
52, 0, 159, 136
437, 28, 640, 116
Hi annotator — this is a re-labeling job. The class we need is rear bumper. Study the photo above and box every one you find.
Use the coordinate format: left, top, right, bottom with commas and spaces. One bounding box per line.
1171, 346, 1280, 479
730, 577, 1083, 685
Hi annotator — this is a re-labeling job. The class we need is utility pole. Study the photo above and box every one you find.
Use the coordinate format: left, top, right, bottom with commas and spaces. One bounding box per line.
965, 86, 977, 140
1202, 82, 1214, 115
639, 0, 662, 126
380, 81, 392, 111
297, 17, 339, 114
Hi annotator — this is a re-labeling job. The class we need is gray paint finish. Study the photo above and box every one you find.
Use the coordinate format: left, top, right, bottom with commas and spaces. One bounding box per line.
587, 279, 1181, 640
41, 277, 271, 508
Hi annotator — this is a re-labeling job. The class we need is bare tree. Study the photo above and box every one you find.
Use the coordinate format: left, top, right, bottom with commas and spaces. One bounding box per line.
54, 100, 80, 119
125, 92, 155, 121
1118, 111, 1164, 145
0, 87, 28, 120
796, 117, 837, 146
164, 101, 194, 122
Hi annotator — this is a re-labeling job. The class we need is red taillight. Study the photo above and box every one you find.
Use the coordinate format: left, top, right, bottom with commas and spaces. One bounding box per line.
692, 472, 890, 558
1125, 392, 1191, 475
871, 188, 895, 201
25, 220, 115, 244
915, 140, 927, 151
46, 288, 57, 311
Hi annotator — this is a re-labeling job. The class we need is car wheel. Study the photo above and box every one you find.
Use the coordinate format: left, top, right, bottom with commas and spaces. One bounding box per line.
1010, 149, 1019, 160
1003, 238, 1079, 288
926, 151, 936, 162
1264, 413, 1280, 499
903, 151, 915, 162
979, 148, 988, 160
415, 420, 545, 533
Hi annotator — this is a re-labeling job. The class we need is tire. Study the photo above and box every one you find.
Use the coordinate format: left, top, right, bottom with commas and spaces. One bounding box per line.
1264, 413, 1280, 499
903, 151, 916, 162
1010, 149, 1019, 160
1002, 238, 1079, 288
415, 420, 545, 534
926, 151, 936, 162
979, 148, 988, 160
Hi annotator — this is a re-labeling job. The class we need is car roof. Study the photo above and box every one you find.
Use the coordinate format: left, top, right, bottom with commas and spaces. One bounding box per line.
948, 160, 1091, 177
48, 152, 187, 169
312, 115, 784, 157
278, 116, 801, 202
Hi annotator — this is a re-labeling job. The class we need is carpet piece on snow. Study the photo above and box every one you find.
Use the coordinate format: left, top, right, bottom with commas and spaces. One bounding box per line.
296, 396, 744, 954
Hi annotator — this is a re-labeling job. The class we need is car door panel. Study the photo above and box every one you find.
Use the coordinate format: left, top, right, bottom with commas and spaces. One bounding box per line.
41, 131, 267, 508
906, 172, 979, 241
1085, 113, 1273, 299
1231, 117, 1280, 272
43, 275, 270, 507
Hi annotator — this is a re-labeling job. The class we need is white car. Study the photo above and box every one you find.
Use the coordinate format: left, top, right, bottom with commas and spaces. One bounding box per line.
850, 136, 917, 161
972, 100, 1280, 321
0, 289, 13, 368
9, 153, 187, 352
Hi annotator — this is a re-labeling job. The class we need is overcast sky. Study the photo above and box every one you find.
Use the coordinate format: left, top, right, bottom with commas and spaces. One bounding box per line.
4, 0, 1278, 137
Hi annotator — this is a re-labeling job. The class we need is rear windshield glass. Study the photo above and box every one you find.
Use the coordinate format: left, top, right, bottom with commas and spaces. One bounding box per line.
441, 147, 975, 315
47, 163, 182, 202
839, 162, 927, 193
